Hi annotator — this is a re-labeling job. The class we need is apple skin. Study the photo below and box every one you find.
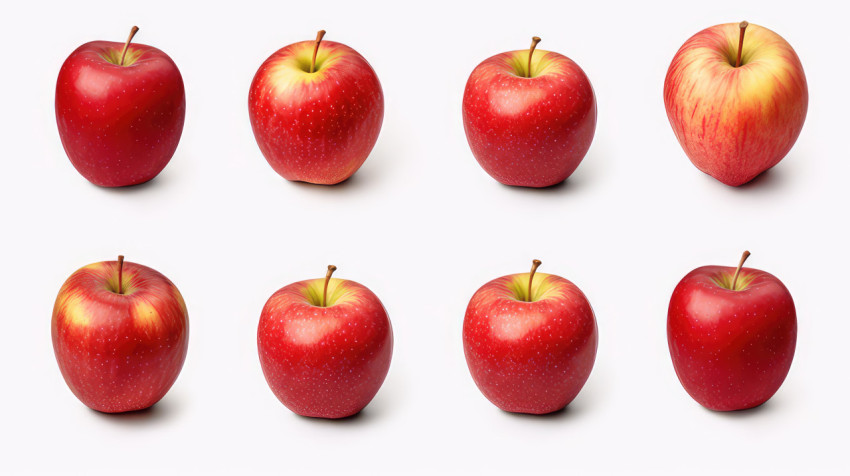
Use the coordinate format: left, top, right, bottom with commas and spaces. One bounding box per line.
667, 265, 797, 411
463, 272, 598, 414
663, 22, 808, 186
248, 39, 384, 185
56, 39, 186, 187
462, 48, 596, 188
52, 259, 189, 413
257, 277, 393, 418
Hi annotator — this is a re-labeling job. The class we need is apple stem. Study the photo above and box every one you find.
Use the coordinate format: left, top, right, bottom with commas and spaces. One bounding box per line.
527, 259, 542, 302
526, 36, 542, 78
117, 255, 125, 295
311, 30, 327, 74
322, 264, 337, 307
731, 250, 751, 290
735, 21, 748, 68
119, 26, 140, 67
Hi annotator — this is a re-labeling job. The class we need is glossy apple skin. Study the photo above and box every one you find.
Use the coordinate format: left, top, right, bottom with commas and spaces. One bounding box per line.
668, 265, 797, 411
462, 49, 596, 188
664, 23, 808, 186
248, 40, 384, 185
257, 278, 393, 418
52, 260, 189, 413
463, 272, 598, 414
56, 40, 186, 187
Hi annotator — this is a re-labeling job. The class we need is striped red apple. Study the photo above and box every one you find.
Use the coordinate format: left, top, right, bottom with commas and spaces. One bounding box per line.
664, 22, 808, 186
51, 256, 189, 413
248, 31, 384, 185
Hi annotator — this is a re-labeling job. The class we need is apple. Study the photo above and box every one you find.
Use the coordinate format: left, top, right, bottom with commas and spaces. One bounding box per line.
248, 30, 384, 185
664, 21, 808, 186
257, 265, 393, 418
667, 251, 797, 411
55, 26, 186, 187
52, 256, 189, 413
463, 260, 598, 414
462, 37, 597, 188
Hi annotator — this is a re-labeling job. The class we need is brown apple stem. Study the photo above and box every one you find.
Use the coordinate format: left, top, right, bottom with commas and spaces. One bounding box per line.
322, 265, 337, 307
117, 255, 125, 294
526, 36, 542, 78
735, 21, 748, 68
119, 26, 140, 66
311, 30, 327, 73
527, 259, 542, 302
731, 250, 751, 290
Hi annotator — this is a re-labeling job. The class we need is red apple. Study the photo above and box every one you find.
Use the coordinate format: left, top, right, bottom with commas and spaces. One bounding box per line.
462, 37, 597, 188
248, 30, 384, 185
463, 260, 598, 414
664, 22, 808, 186
55, 27, 186, 187
667, 251, 797, 411
52, 256, 189, 413
257, 265, 393, 418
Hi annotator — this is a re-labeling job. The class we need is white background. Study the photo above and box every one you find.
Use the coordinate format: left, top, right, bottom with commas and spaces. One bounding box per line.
0, 0, 846, 474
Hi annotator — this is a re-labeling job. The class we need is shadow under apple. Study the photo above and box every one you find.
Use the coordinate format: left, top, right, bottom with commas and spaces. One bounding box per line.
721, 155, 803, 194
730, 167, 785, 192
94, 157, 183, 196
501, 384, 600, 423
292, 406, 377, 427
708, 398, 780, 420
495, 148, 606, 196
288, 170, 368, 194
89, 396, 181, 426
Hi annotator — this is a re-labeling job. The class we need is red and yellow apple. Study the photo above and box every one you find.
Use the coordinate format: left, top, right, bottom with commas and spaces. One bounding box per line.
668, 251, 797, 411
462, 37, 597, 188
257, 266, 393, 418
664, 22, 808, 186
52, 256, 189, 413
248, 31, 384, 185
463, 260, 598, 414
55, 27, 186, 187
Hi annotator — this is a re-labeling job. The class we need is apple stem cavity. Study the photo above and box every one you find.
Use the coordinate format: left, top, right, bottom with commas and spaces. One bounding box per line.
119, 26, 140, 67
322, 264, 337, 307
117, 255, 125, 295
735, 21, 749, 68
526, 36, 542, 78
311, 30, 327, 74
527, 259, 542, 302
731, 250, 751, 290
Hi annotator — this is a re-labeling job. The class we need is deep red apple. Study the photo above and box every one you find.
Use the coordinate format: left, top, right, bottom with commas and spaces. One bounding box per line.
257, 265, 393, 418
248, 30, 384, 185
664, 22, 808, 186
463, 260, 598, 414
462, 37, 597, 188
52, 256, 189, 413
55, 26, 186, 187
667, 251, 797, 411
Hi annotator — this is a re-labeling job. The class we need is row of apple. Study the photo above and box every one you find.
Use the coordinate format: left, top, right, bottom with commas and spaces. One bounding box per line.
53, 253, 795, 418
56, 22, 806, 188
